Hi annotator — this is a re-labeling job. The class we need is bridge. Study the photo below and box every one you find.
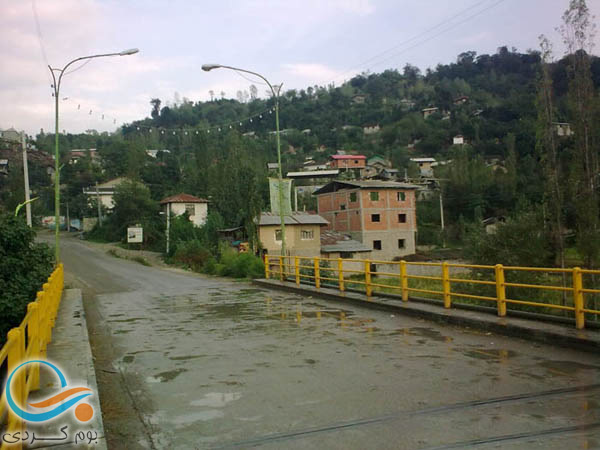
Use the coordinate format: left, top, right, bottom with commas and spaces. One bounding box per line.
2, 236, 599, 449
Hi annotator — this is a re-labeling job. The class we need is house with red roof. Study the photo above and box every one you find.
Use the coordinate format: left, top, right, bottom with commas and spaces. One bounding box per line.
328, 154, 366, 170
160, 193, 209, 227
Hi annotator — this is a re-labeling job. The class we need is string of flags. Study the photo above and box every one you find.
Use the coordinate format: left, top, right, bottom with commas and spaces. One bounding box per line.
128, 107, 275, 136
58, 96, 275, 135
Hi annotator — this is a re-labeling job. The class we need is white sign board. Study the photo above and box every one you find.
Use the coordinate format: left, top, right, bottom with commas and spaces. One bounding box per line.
127, 227, 143, 243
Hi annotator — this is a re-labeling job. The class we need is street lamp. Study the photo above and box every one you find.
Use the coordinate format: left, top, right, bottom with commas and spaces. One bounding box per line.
202, 64, 287, 256
48, 48, 139, 263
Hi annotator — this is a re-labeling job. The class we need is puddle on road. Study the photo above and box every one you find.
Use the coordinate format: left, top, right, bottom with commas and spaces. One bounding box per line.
109, 317, 146, 323
190, 392, 242, 407
123, 355, 135, 363
538, 360, 600, 376
146, 368, 188, 383
169, 355, 207, 361
388, 327, 453, 343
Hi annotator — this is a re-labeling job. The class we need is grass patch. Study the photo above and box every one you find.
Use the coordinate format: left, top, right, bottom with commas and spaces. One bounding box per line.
107, 249, 122, 258
132, 256, 151, 267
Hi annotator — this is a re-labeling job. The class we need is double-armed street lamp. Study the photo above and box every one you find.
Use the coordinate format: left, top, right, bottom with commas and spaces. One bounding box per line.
201, 64, 287, 256
48, 48, 139, 263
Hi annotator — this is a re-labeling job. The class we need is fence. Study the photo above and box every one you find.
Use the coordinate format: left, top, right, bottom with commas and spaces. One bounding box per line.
0, 264, 64, 449
264, 255, 600, 330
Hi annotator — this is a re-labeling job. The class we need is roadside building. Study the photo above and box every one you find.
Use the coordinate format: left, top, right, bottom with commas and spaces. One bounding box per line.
160, 193, 209, 227
257, 212, 328, 257
82, 177, 131, 209
314, 180, 419, 260
328, 154, 366, 171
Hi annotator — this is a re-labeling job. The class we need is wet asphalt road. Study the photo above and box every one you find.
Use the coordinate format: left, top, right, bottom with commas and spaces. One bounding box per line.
52, 235, 600, 449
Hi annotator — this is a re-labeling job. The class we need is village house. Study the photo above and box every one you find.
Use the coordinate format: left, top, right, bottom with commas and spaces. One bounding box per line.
82, 177, 134, 209
453, 135, 465, 145
363, 124, 380, 135
410, 157, 436, 178
257, 212, 328, 257
69, 148, 101, 165
160, 193, 209, 227
145, 149, 171, 158
328, 154, 367, 171
422, 107, 439, 118
0, 128, 22, 143
453, 95, 469, 105
314, 180, 419, 261
554, 122, 574, 137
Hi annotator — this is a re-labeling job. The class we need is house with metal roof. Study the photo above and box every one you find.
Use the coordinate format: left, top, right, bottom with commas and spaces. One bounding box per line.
257, 212, 328, 257
313, 180, 419, 260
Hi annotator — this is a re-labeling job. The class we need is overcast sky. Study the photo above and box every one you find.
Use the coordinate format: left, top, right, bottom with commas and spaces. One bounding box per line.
2, 0, 599, 136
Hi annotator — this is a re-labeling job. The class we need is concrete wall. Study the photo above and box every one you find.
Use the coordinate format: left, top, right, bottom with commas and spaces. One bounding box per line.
168, 202, 208, 227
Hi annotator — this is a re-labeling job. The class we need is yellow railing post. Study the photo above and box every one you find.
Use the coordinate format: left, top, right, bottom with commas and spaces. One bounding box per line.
442, 262, 451, 308
400, 260, 408, 301
338, 258, 345, 292
573, 267, 585, 329
279, 256, 284, 281
365, 260, 372, 297
7, 328, 24, 445
495, 264, 507, 317
264, 254, 270, 279
295, 256, 300, 285
314, 257, 320, 289
27, 302, 41, 391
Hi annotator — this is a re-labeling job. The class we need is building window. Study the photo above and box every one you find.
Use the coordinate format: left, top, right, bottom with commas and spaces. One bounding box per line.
185, 204, 195, 215
371, 214, 380, 222
301, 229, 314, 240
398, 214, 406, 223
370, 191, 379, 201
398, 239, 406, 249
373, 240, 382, 250
354, 160, 358, 164
397, 192, 406, 201
275, 229, 282, 241
350, 192, 357, 202
340, 204, 346, 210
340, 252, 353, 259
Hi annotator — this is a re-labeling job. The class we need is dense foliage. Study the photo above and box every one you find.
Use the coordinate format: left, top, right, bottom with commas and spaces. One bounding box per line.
0, 215, 53, 343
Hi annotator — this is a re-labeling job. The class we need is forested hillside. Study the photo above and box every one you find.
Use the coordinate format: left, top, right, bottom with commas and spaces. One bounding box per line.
3, 21, 599, 267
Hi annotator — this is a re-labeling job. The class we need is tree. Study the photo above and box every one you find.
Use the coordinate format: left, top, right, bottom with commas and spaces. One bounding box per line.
150, 98, 161, 120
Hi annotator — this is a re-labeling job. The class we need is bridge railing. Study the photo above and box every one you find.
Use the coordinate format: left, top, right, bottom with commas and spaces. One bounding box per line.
0, 264, 64, 449
264, 255, 600, 330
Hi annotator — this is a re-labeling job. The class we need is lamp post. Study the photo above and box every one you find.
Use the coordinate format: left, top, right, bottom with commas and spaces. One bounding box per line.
201, 64, 287, 256
48, 48, 139, 263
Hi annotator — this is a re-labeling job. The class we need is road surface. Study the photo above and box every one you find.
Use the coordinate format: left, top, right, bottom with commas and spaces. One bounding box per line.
51, 235, 600, 449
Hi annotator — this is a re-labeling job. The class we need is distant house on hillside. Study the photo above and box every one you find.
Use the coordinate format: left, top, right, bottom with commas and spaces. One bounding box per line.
410, 157, 436, 178
422, 107, 439, 118
160, 193, 209, 227
69, 148, 101, 165
453, 135, 465, 145
146, 149, 171, 158
0, 128, 21, 143
329, 154, 366, 170
82, 177, 136, 209
554, 122, 574, 137
453, 95, 469, 105
352, 94, 367, 104
363, 124, 380, 135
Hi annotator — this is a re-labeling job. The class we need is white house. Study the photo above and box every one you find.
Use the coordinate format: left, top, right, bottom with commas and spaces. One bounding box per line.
453, 135, 465, 145
83, 177, 131, 209
160, 193, 208, 227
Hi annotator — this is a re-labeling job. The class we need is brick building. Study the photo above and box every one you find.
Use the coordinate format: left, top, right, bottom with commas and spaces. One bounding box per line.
313, 180, 418, 260
328, 154, 366, 170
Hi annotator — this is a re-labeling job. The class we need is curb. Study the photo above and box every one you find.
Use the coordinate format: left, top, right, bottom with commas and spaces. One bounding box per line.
38, 289, 107, 449
253, 279, 600, 354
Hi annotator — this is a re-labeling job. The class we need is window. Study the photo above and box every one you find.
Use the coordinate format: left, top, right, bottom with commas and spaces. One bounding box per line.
398, 239, 406, 249
397, 192, 406, 201
340, 204, 346, 210
350, 192, 357, 202
185, 204, 195, 215
370, 191, 379, 201
354, 160, 358, 164
301, 229, 314, 240
340, 252, 353, 259
373, 240, 382, 250
398, 214, 406, 223
275, 229, 282, 241
371, 214, 380, 222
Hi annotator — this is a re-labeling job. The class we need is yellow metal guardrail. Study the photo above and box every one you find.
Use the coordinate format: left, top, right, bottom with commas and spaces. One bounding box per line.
264, 255, 600, 330
0, 264, 64, 449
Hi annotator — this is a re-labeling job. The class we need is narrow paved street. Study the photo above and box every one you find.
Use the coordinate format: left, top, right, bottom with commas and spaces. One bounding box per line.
52, 235, 600, 449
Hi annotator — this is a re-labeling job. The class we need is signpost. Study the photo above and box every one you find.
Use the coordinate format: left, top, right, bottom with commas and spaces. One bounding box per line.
127, 227, 143, 244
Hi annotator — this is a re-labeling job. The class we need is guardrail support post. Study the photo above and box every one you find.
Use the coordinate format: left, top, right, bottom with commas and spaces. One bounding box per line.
7, 328, 25, 439
27, 302, 41, 391
314, 258, 320, 289
495, 264, 507, 317
264, 254, 270, 279
442, 262, 451, 308
365, 260, 372, 297
295, 256, 300, 285
573, 267, 585, 329
400, 260, 408, 301
338, 258, 345, 292
279, 256, 284, 282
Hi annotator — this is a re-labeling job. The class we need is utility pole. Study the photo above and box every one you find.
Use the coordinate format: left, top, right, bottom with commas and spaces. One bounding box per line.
439, 189, 445, 248
21, 133, 32, 227
95, 181, 103, 225
166, 203, 171, 255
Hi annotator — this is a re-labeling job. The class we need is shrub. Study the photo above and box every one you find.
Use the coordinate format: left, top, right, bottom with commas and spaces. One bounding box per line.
172, 240, 212, 271
0, 215, 53, 344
